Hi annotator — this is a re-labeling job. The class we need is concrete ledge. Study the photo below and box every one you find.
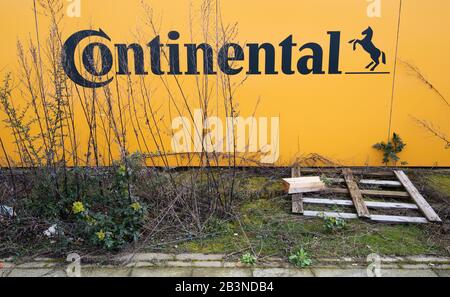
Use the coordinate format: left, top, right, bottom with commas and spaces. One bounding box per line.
175, 253, 226, 261
405, 256, 450, 264
434, 269, 450, 277
311, 268, 367, 277
1, 253, 449, 277
131, 267, 193, 277
2, 268, 66, 277
431, 264, 450, 270
380, 269, 438, 277
253, 268, 314, 277
191, 261, 223, 268
129, 253, 176, 262
193, 268, 252, 277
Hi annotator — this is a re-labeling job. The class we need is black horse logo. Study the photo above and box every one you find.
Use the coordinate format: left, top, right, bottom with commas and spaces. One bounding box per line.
349, 26, 386, 71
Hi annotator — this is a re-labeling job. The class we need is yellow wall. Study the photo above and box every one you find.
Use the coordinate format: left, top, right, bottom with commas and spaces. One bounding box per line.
0, 0, 449, 166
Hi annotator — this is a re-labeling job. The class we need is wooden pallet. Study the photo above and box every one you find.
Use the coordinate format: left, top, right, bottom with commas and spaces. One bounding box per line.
287, 168, 441, 224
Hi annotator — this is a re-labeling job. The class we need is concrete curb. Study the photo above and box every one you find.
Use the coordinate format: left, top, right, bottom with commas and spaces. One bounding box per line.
1, 253, 449, 277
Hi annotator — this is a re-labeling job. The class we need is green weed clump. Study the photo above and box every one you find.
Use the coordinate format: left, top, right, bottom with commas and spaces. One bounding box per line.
373, 132, 406, 165
240, 252, 257, 265
323, 216, 346, 232
289, 248, 312, 268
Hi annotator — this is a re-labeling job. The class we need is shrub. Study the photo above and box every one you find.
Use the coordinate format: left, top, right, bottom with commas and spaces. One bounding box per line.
70, 154, 147, 250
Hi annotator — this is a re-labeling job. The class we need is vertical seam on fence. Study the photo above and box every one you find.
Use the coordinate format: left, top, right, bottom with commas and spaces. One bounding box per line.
387, 0, 403, 142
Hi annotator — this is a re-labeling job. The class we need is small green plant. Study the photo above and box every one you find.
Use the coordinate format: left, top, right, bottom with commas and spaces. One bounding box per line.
373, 132, 406, 165
323, 216, 346, 232
240, 253, 257, 265
320, 174, 333, 187
289, 248, 312, 268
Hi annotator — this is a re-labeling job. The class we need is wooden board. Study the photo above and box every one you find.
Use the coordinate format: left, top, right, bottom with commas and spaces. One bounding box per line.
291, 166, 303, 214
328, 178, 402, 187
303, 211, 428, 223
394, 170, 442, 222
360, 179, 402, 187
283, 176, 325, 183
302, 197, 418, 209
327, 187, 410, 198
283, 176, 326, 194
370, 214, 428, 224
343, 169, 370, 218
303, 210, 358, 219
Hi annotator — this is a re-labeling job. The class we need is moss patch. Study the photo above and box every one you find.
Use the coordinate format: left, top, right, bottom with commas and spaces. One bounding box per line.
238, 176, 285, 199
425, 174, 450, 198
175, 198, 447, 258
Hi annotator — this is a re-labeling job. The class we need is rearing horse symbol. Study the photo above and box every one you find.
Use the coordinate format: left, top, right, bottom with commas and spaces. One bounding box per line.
349, 26, 386, 71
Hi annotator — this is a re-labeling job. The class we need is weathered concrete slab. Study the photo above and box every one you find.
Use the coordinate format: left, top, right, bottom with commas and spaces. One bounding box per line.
431, 264, 450, 270
125, 262, 156, 268
175, 254, 225, 261
433, 269, 450, 277
16, 262, 59, 269
399, 264, 433, 270
131, 267, 193, 277
253, 268, 314, 277
129, 253, 176, 262
81, 267, 132, 277
3, 268, 66, 277
223, 262, 247, 268
165, 261, 196, 267
405, 256, 450, 263
192, 268, 252, 277
312, 268, 367, 277
1, 253, 449, 277
379, 256, 404, 263
381, 269, 438, 277
191, 261, 223, 268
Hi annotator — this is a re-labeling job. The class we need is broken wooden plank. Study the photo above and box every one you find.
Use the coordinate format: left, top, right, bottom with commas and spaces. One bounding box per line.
360, 189, 408, 197
343, 169, 371, 218
370, 214, 428, 224
283, 176, 326, 194
365, 201, 418, 210
303, 198, 353, 206
302, 198, 418, 209
291, 166, 303, 214
283, 176, 325, 184
328, 178, 402, 187
327, 187, 410, 198
394, 170, 442, 222
303, 211, 427, 224
360, 179, 402, 187
303, 210, 358, 219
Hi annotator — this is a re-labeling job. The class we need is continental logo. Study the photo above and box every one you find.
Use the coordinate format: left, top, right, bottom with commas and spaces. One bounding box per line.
62, 26, 388, 88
